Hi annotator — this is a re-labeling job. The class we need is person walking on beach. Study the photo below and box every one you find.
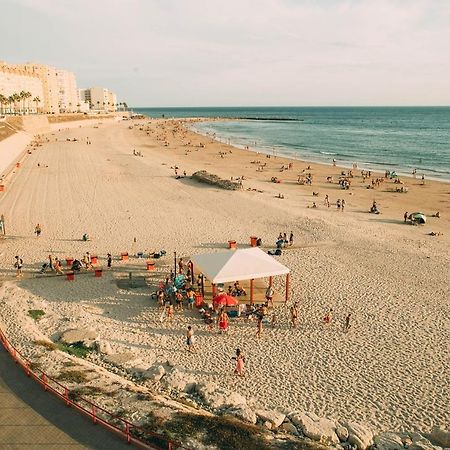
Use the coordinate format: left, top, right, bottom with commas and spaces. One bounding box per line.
233, 348, 245, 376
344, 313, 352, 332
256, 315, 263, 338
290, 302, 299, 328
336, 199, 341, 211
14, 255, 23, 277
289, 231, 294, 246
404, 212, 408, 223
166, 302, 174, 322
186, 326, 195, 353
34, 223, 42, 237
107, 253, 112, 268
324, 195, 330, 208
341, 199, 346, 212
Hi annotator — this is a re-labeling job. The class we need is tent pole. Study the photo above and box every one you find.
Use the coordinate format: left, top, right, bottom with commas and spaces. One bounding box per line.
285, 273, 290, 302
250, 279, 254, 304
190, 262, 194, 284
269, 276, 273, 287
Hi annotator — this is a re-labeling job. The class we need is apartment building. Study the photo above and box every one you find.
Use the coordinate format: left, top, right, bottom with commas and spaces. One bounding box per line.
80, 87, 117, 111
0, 61, 44, 113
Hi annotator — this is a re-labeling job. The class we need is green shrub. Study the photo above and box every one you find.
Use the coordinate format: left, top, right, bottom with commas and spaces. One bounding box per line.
28, 309, 45, 320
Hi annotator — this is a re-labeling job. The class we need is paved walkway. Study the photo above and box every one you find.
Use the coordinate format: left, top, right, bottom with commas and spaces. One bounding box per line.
0, 344, 131, 450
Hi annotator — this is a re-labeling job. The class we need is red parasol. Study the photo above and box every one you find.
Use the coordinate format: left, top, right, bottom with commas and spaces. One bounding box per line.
213, 293, 238, 307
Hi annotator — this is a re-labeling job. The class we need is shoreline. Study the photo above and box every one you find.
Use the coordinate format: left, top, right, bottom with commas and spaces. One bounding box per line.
182, 117, 450, 183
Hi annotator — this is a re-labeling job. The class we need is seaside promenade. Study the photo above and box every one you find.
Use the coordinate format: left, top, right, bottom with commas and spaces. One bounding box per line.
0, 344, 129, 449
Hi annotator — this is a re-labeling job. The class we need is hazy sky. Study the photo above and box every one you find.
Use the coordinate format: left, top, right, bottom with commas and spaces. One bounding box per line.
2, 0, 450, 106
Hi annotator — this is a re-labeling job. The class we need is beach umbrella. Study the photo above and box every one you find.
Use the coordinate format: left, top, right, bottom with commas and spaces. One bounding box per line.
213, 294, 238, 307
410, 212, 426, 224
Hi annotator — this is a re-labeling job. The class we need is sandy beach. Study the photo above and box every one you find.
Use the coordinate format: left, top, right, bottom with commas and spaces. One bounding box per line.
0, 117, 449, 438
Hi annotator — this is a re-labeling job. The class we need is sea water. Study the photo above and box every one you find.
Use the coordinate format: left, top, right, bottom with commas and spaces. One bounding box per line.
134, 107, 450, 181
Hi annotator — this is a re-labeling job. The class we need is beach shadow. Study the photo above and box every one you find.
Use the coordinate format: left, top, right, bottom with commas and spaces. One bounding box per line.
369, 218, 407, 225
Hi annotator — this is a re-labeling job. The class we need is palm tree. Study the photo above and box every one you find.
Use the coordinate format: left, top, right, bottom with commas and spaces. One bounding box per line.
33, 96, 41, 114
0, 94, 6, 115
12, 93, 21, 114
123, 102, 128, 111
24, 91, 32, 114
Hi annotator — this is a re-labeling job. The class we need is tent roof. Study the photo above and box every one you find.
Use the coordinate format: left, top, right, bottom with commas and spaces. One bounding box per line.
191, 247, 289, 284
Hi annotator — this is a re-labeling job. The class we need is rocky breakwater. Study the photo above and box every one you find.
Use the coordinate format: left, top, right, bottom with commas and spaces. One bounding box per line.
191, 170, 242, 190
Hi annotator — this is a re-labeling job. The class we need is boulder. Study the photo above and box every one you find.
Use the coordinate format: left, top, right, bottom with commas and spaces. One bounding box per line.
429, 427, 450, 448
290, 412, 339, 445
255, 409, 286, 429
143, 365, 165, 382
343, 421, 373, 450
281, 421, 299, 435
374, 432, 404, 450
94, 339, 112, 355
409, 432, 443, 450
196, 382, 246, 410
162, 368, 196, 393
60, 328, 98, 346
226, 405, 257, 424
336, 425, 349, 442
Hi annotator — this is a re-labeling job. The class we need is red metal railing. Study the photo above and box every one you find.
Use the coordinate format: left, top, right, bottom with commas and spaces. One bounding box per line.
0, 328, 181, 450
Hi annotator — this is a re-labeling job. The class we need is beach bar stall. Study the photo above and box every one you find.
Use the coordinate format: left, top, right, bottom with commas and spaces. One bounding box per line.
190, 247, 290, 303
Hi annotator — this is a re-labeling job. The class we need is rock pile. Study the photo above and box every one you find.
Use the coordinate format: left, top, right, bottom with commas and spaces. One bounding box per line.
192, 170, 242, 190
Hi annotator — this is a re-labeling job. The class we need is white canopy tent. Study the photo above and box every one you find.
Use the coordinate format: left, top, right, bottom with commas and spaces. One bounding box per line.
190, 247, 290, 302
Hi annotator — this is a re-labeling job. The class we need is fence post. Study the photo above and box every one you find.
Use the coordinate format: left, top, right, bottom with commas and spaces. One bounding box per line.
65, 387, 70, 406
42, 373, 48, 391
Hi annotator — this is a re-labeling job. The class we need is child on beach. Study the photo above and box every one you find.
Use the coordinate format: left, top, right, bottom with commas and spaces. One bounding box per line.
34, 223, 42, 237
323, 308, 333, 325
54, 258, 64, 275
233, 348, 245, 376
218, 309, 229, 333
290, 302, 299, 328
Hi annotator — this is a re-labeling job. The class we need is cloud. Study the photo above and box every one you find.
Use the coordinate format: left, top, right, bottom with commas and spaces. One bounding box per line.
2, 0, 450, 105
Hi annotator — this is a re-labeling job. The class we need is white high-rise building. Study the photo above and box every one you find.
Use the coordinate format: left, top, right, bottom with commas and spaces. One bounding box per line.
79, 87, 117, 111
0, 61, 44, 113
7, 62, 79, 114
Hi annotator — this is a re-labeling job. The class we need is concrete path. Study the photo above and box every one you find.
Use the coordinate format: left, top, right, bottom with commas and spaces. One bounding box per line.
0, 344, 131, 450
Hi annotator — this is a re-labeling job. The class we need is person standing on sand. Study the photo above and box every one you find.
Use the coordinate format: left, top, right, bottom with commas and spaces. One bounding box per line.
344, 313, 352, 332
14, 255, 23, 277
49, 254, 55, 271
265, 284, 274, 307
107, 253, 112, 268
54, 257, 64, 275
186, 326, 195, 353
421, 174, 425, 185
341, 199, 346, 212
34, 223, 42, 237
256, 315, 263, 338
218, 309, 229, 333
178, 257, 185, 274
289, 231, 294, 246
233, 348, 245, 376
336, 199, 341, 211
290, 302, 299, 328
404, 212, 408, 223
